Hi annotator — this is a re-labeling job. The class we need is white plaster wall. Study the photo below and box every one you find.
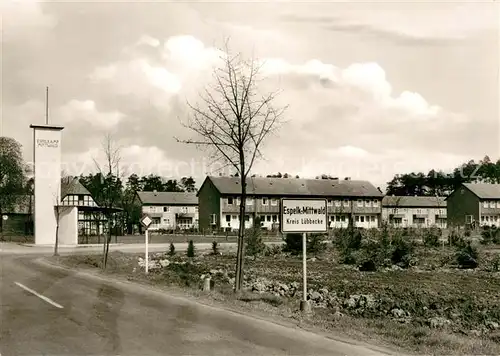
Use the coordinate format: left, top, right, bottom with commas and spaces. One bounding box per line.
33, 127, 62, 245
58, 206, 78, 245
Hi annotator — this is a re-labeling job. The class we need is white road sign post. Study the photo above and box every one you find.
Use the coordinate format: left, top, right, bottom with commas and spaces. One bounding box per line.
141, 214, 152, 274
281, 198, 328, 313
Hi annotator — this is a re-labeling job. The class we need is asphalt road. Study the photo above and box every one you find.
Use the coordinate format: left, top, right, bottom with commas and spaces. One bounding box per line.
0, 253, 393, 356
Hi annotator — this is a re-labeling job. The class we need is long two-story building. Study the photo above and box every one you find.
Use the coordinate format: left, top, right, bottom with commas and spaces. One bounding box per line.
197, 176, 384, 232
447, 183, 500, 228
382, 195, 447, 228
136, 191, 199, 230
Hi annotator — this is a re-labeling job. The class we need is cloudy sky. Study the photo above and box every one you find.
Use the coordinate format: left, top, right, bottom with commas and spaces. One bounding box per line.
2, 0, 499, 189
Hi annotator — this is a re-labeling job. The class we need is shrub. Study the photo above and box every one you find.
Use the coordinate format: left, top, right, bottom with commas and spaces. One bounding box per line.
335, 226, 363, 265
246, 223, 266, 259
391, 235, 415, 268
283, 233, 302, 255
211, 240, 219, 255
491, 253, 500, 272
307, 233, 327, 256
168, 242, 176, 256
448, 229, 466, 248
423, 227, 441, 247
157, 228, 169, 235
455, 242, 479, 269
263, 244, 282, 256
187, 240, 195, 257
480, 226, 500, 245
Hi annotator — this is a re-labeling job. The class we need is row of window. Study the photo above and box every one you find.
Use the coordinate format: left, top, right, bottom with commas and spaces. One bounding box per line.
482, 201, 500, 209
481, 215, 499, 223
225, 197, 381, 208
147, 206, 198, 213
62, 195, 97, 206
390, 208, 446, 215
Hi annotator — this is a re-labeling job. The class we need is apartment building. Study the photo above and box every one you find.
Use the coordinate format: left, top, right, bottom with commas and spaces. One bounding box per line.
197, 176, 384, 232
382, 195, 447, 228
447, 183, 500, 228
136, 191, 199, 230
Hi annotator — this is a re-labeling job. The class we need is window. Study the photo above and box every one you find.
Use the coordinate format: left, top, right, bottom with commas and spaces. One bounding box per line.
272, 215, 277, 222
163, 207, 169, 212
371, 216, 376, 222
195, 206, 199, 212
341, 215, 346, 222
271, 198, 278, 206
327, 199, 333, 206
210, 214, 217, 225
226, 215, 231, 222
372, 200, 379, 207
336, 215, 341, 222
232, 215, 237, 220
490, 201, 496, 208
465, 215, 473, 223
267, 215, 271, 222
497, 201, 500, 208
357, 200, 363, 207
335, 200, 341, 207
262, 197, 268, 206
486, 216, 490, 222
149, 206, 155, 212
355, 215, 360, 222
343, 199, 349, 207
360, 216, 365, 223
481, 215, 485, 221
365, 200, 371, 207
484, 201, 489, 208
245, 215, 250, 221
246, 198, 253, 205
227, 197, 233, 205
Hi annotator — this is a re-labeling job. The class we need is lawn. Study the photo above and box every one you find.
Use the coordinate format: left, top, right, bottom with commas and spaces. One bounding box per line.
54, 232, 500, 355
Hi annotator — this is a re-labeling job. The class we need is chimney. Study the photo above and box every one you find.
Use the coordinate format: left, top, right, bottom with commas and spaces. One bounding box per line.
344, 177, 351, 181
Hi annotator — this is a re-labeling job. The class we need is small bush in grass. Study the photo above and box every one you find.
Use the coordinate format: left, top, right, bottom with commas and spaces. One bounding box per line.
455, 241, 479, 269
283, 233, 302, 255
246, 218, 266, 259
491, 254, 500, 272
423, 227, 441, 247
187, 240, 195, 257
481, 226, 500, 245
263, 244, 282, 256
211, 240, 219, 255
335, 225, 363, 265
307, 233, 327, 256
449, 229, 466, 248
391, 235, 415, 268
168, 242, 176, 256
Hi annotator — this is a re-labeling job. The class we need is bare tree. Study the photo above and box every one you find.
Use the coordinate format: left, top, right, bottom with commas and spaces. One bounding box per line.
93, 134, 124, 269
176, 42, 287, 291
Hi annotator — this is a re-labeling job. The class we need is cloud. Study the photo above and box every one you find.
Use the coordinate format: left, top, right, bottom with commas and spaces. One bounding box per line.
280, 3, 498, 44
1, 0, 56, 41
54, 100, 125, 130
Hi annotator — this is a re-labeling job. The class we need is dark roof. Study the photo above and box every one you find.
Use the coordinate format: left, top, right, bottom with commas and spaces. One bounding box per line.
382, 196, 446, 207
202, 176, 383, 197
463, 183, 500, 199
61, 177, 92, 199
137, 191, 198, 205
3, 195, 33, 214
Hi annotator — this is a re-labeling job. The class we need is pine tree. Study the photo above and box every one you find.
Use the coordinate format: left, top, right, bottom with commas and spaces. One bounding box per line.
168, 242, 176, 256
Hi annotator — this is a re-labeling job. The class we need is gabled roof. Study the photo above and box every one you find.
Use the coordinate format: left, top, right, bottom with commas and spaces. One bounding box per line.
382, 196, 446, 207
201, 176, 383, 197
463, 183, 500, 199
61, 177, 92, 199
137, 191, 198, 205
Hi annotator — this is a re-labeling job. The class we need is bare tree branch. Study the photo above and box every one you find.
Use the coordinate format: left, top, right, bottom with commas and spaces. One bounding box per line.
176, 39, 287, 291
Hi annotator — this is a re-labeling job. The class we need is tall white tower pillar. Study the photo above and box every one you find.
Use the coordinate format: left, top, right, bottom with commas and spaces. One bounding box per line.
30, 124, 64, 245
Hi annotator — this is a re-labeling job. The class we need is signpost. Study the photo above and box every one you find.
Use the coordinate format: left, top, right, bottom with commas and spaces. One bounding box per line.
281, 198, 328, 313
140, 214, 152, 274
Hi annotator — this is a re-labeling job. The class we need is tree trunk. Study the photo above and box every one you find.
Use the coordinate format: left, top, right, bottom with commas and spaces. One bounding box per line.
234, 173, 246, 292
